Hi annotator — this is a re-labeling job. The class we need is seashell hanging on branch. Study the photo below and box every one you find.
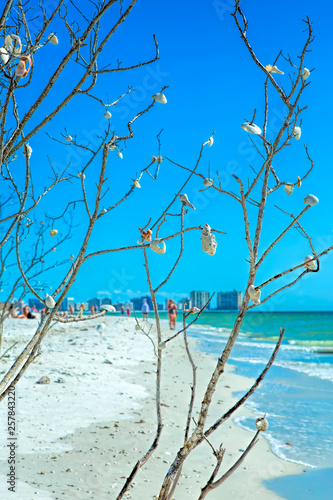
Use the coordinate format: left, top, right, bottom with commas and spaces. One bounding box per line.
293, 126, 301, 140
201, 223, 217, 256
297, 176, 302, 188
203, 178, 214, 187
66, 135, 72, 142
50, 229, 58, 237
23, 143, 32, 159
45, 294, 55, 308
48, 33, 59, 45
241, 122, 262, 135
4, 34, 22, 55
248, 285, 261, 305
150, 239, 166, 254
265, 64, 284, 74
0, 47, 9, 64
179, 194, 196, 210
103, 110, 111, 119
256, 417, 269, 432
15, 54, 32, 78
302, 68, 310, 80
284, 184, 294, 195
133, 179, 141, 188
303, 255, 317, 271
204, 136, 214, 147
138, 228, 152, 242
304, 194, 319, 206
152, 92, 167, 104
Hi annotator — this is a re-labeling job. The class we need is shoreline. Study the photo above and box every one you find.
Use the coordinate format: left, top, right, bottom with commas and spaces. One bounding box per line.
0, 316, 305, 499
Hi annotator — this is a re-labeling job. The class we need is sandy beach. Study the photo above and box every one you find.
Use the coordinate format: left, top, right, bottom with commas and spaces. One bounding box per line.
0, 315, 305, 499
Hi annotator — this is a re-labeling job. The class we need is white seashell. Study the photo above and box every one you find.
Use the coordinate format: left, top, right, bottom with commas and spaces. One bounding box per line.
50, 229, 58, 237
203, 178, 214, 187
241, 122, 262, 135
0, 47, 9, 64
179, 194, 196, 210
297, 176, 302, 188
118, 151, 123, 159
101, 304, 116, 313
100, 208, 107, 214
293, 126, 301, 140
66, 135, 72, 141
265, 64, 284, 74
48, 34, 58, 45
255, 417, 269, 432
201, 223, 217, 256
23, 144, 32, 159
304, 255, 317, 271
135, 323, 142, 331
109, 144, 117, 150
284, 184, 294, 195
302, 68, 310, 80
204, 136, 214, 147
157, 155, 163, 163
45, 293, 55, 308
150, 239, 166, 255
152, 155, 157, 163
248, 285, 261, 305
5, 34, 22, 54
152, 92, 167, 104
103, 110, 111, 119
304, 194, 319, 206
133, 179, 141, 188
189, 307, 200, 314
78, 172, 85, 179
158, 341, 167, 350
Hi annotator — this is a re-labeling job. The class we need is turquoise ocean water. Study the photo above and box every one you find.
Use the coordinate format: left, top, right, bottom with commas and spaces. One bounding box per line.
157, 311, 333, 470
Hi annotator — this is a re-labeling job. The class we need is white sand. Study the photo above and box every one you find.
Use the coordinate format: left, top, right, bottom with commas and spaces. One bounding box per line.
0, 316, 304, 499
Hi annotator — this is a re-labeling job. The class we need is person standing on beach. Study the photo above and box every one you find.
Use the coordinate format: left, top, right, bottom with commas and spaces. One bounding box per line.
120, 306, 125, 316
126, 307, 131, 317
167, 299, 177, 330
141, 299, 149, 320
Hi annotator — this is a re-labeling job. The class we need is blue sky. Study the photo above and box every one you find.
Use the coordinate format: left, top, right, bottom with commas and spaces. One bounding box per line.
1, 0, 333, 310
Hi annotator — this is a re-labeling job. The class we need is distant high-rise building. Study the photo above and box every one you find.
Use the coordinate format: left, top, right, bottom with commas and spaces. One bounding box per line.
101, 297, 112, 305
217, 290, 242, 311
190, 291, 210, 310
157, 303, 165, 311
131, 296, 153, 311
177, 298, 191, 311
88, 297, 101, 309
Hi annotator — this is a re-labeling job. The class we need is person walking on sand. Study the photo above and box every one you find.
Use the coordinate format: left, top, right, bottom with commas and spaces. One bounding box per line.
126, 307, 131, 317
167, 299, 177, 330
120, 306, 125, 316
141, 299, 149, 320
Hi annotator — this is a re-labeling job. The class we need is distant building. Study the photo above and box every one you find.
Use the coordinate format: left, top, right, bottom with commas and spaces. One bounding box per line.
217, 290, 242, 311
190, 291, 210, 310
28, 298, 44, 311
157, 303, 165, 311
177, 298, 191, 311
67, 297, 75, 308
88, 297, 101, 309
131, 296, 153, 311
101, 297, 112, 305
60, 298, 68, 311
